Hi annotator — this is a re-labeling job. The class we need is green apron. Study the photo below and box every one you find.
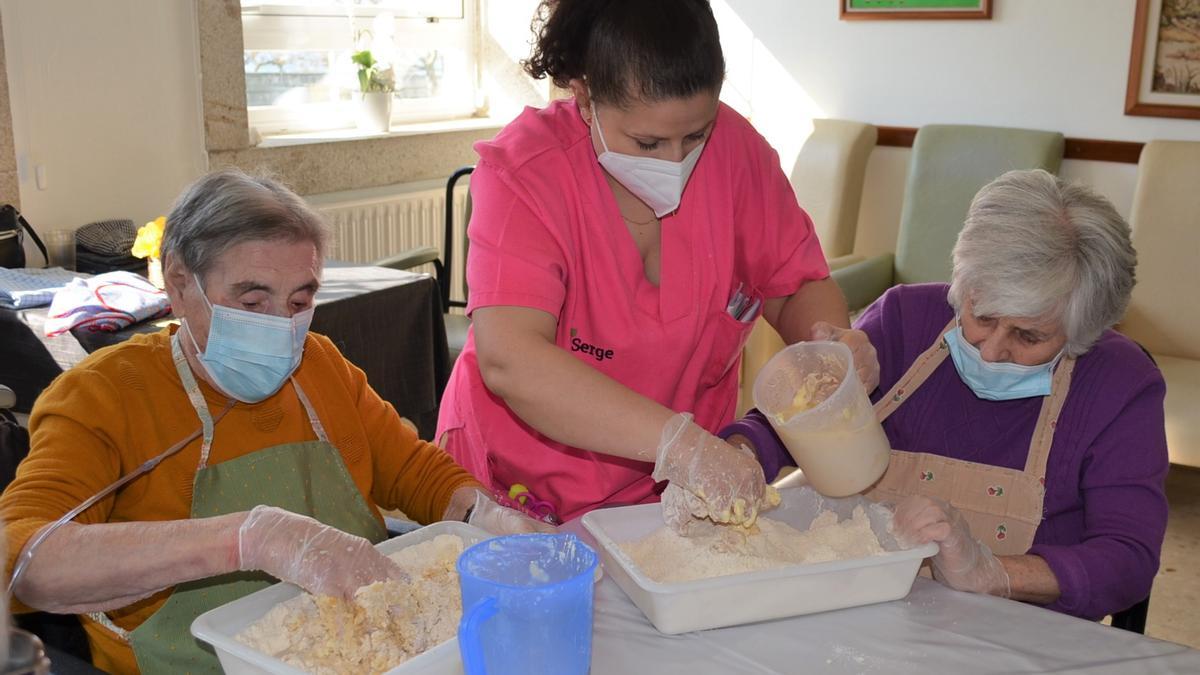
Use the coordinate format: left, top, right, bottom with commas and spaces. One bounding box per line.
90, 334, 387, 674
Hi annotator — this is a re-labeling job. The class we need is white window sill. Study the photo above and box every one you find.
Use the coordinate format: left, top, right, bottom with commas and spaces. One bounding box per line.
254, 116, 505, 149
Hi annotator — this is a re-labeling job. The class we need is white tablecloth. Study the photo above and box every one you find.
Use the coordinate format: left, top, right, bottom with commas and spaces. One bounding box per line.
587, 577, 1199, 674
560, 522, 1200, 674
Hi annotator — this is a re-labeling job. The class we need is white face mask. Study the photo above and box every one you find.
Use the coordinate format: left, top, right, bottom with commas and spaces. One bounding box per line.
591, 102, 705, 218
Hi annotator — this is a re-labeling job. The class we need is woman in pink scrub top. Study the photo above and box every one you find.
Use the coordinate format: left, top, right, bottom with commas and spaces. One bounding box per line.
436, 0, 878, 527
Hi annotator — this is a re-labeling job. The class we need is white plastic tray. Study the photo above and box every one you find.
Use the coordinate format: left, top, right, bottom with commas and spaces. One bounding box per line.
581, 487, 938, 635
191, 520, 493, 675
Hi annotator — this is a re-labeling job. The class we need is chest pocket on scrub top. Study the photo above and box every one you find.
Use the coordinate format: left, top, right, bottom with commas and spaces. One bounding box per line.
700, 307, 758, 388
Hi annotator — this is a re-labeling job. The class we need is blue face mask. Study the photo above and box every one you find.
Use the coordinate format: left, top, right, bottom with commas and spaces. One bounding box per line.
944, 324, 1061, 401
184, 275, 314, 403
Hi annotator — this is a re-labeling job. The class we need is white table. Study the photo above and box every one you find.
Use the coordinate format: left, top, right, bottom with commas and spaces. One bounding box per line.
560, 522, 1200, 674
587, 577, 1200, 674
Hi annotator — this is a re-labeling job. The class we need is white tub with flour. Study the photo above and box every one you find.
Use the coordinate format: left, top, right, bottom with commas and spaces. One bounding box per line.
581, 486, 938, 635
191, 521, 492, 675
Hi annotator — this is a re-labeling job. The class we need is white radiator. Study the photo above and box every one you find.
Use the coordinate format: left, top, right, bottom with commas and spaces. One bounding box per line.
306, 178, 471, 306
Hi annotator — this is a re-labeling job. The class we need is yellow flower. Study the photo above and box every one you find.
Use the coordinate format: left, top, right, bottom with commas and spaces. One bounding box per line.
132, 216, 166, 259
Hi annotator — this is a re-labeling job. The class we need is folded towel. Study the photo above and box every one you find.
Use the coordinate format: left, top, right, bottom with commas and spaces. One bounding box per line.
44, 271, 171, 336
0, 267, 81, 309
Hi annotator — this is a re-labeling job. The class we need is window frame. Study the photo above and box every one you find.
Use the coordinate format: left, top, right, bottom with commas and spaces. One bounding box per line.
241, 0, 482, 136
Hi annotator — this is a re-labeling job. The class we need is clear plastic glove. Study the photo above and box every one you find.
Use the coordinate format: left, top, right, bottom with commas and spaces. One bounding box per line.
467, 491, 557, 535
652, 413, 772, 531
892, 495, 1011, 597
810, 321, 880, 393
237, 505, 407, 600
659, 483, 711, 533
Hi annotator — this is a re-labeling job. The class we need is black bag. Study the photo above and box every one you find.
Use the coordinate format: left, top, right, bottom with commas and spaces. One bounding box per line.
0, 204, 49, 268
0, 408, 29, 491
0, 309, 63, 414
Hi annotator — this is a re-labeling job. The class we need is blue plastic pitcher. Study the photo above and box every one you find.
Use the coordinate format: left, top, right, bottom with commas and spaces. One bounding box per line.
457, 533, 598, 675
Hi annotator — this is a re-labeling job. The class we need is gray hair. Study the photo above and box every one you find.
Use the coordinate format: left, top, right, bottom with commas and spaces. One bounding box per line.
161, 169, 329, 281
947, 169, 1136, 357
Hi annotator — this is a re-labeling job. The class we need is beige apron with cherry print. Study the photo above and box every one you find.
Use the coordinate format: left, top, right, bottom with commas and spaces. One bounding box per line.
863, 319, 1076, 556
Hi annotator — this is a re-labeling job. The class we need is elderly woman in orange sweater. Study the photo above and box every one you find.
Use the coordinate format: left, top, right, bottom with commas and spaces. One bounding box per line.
0, 169, 546, 674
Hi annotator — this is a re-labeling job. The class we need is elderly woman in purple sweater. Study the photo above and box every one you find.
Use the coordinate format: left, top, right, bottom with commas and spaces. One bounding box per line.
725, 169, 1168, 620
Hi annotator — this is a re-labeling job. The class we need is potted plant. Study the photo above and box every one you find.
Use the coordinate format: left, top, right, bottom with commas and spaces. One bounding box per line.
352, 49, 395, 133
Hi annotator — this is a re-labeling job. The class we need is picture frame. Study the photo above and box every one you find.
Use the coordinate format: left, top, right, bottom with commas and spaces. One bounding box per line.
840, 0, 992, 21
1126, 0, 1200, 120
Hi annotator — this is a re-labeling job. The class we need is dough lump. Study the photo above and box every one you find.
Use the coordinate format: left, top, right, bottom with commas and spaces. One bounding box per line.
237, 534, 465, 675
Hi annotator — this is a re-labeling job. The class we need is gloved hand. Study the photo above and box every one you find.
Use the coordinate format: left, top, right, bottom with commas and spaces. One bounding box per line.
652, 413, 773, 532
892, 495, 1011, 597
467, 491, 557, 535
660, 483, 715, 533
238, 505, 407, 600
810, 321, 880, 394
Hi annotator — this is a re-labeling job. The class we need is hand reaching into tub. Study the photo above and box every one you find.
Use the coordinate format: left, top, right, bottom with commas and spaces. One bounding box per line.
238, 505, 408, 600
653, 413, 780, 533
892, 495, 1010, 597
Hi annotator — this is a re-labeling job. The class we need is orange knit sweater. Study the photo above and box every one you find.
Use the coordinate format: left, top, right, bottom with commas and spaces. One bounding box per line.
0, 327, 478, 673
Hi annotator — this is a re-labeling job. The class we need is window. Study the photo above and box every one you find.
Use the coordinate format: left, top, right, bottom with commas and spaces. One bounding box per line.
241, 0, 480, 135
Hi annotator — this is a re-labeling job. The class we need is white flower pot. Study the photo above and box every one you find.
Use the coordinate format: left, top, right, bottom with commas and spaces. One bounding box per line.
357, 92, 393, 133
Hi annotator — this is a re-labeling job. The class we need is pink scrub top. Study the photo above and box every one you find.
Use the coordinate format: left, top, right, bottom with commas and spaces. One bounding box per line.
436, 99, 830, 521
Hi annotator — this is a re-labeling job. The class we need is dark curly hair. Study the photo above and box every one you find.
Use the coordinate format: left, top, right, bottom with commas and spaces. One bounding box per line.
522, 0, 725, 108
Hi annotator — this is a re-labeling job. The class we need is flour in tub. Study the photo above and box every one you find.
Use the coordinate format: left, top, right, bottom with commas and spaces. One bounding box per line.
237, 534, 464, 675
621, 507, 885, 583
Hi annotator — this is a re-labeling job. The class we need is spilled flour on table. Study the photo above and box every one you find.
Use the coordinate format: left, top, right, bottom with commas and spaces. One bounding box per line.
237, 534, 464, 675
621, 506, 884, 583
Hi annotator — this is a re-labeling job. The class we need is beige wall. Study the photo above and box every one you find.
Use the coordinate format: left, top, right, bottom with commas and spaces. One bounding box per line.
1, 0, 208, 235
0, 10, 15, 210
717, 0, 1200, 232
6, 0, 1186, 242
0, 0, 544, 237
722, 0, 1200, 146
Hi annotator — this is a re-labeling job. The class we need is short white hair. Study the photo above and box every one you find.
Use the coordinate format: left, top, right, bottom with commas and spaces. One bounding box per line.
948, 169, 1136, 357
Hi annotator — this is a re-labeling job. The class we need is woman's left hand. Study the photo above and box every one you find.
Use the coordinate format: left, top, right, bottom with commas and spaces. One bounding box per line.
893, 495, 1011, 597
811, 321, 880, 393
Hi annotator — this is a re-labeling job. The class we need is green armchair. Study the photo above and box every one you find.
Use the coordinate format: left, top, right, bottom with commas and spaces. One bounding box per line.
832, 124, 1064, 311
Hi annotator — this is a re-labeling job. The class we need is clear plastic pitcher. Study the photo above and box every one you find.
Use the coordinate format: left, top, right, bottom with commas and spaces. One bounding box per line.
457, 533, 598, 675
753, 341, 890, 497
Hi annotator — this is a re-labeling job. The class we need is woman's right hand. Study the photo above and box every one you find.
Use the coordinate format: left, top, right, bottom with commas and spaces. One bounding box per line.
652, 413, 770, 531
237, 505, 407, 600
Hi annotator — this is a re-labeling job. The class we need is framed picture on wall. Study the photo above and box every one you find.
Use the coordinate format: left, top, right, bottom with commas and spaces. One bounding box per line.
1126, 0, 1200, 119
840, 0, 992, 21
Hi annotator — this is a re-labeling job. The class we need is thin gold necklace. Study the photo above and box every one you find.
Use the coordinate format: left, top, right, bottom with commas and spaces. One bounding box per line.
621, 212, 658, 227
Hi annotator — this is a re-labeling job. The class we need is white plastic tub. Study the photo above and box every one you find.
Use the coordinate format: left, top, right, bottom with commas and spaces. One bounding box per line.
191, 520, 493, 675
581, 487, 937, 635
